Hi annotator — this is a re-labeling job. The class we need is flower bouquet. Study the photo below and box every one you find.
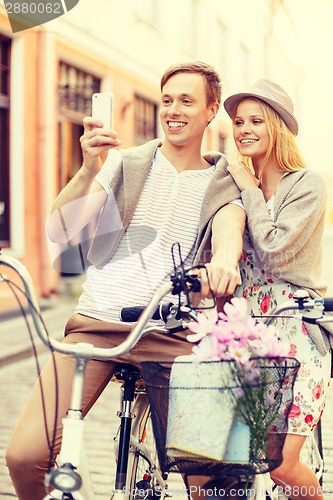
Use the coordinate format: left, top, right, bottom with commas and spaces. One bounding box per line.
165, 297, 300, 472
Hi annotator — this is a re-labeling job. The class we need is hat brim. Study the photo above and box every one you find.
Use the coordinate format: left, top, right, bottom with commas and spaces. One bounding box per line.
224, 92, 298, 135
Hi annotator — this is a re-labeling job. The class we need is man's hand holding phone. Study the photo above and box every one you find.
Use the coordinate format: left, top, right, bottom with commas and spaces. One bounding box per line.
80, 92, 121, 176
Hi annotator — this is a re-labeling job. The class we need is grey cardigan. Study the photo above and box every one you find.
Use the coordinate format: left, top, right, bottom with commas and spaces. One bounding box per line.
87, 139, 240, 268
241, 169, 333, 355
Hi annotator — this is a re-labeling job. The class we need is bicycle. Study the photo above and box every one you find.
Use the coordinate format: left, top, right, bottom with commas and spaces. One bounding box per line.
1, 253, 332, 500
0, 252, 204, 500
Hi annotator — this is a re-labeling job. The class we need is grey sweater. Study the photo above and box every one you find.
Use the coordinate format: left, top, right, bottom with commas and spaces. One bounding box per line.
87, 139, 240, 268
241, 169, 333, 355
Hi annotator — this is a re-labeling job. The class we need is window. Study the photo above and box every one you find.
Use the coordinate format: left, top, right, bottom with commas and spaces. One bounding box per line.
57, 62, 101, 275
134, 94, 157, 145
58, 62, 101, 184
58, 61, 101, 117
0, 36, 11, 247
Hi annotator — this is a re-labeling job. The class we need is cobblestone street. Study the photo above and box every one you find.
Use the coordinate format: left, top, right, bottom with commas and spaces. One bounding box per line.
0, 351, 186, 499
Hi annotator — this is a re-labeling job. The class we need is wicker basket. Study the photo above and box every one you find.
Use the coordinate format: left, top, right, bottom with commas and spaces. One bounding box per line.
141, 357, 299, 476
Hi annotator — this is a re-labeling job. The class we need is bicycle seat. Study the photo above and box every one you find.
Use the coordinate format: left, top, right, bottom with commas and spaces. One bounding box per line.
111, 363, 145, 391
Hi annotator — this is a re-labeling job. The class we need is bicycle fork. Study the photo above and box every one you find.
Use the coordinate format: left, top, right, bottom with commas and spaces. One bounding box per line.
44, 346, 95, 500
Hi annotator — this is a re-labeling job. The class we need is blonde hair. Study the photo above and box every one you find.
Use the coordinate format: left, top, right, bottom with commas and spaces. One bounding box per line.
233, 98, 306, 181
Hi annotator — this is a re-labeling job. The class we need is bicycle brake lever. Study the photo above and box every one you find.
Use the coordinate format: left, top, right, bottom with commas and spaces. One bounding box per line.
179, 305, 199, 322
164, 304, 197, 333
163, 301, 199, 334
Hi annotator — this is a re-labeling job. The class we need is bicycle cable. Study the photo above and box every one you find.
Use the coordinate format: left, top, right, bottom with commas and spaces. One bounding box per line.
0, 271, 61, 473
170, 242, 216, 311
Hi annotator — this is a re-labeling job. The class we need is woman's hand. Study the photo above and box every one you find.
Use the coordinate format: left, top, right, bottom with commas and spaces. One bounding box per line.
227, 162, 259, 191
80, 116, 122, 177
200, 259, 241, 298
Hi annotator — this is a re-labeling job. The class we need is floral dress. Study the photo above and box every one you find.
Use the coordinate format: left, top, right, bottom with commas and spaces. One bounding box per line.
235, 196, 331, 435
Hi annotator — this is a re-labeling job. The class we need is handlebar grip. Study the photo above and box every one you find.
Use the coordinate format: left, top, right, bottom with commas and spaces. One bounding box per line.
323, 298, 333, 312
120, 306, 146, 322
120, 302, 174, 323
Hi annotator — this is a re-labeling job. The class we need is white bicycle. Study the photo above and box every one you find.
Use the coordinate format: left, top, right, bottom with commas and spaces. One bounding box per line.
0, 253, 331, 500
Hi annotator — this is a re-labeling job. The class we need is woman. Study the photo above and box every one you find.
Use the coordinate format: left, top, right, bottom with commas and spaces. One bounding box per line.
223, 79, 331, 500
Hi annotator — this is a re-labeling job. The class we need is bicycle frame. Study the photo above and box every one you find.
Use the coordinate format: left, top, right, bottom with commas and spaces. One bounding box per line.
0, 255, 185, 500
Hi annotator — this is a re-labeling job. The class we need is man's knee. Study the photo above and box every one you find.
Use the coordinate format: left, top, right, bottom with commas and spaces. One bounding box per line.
6, 439, 45, 478
6, 442, 29, 474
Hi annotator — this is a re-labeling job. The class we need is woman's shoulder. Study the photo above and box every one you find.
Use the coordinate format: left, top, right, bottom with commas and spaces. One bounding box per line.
299, 168, 325, 181
282, 168, 326, 189
275, 169, 327, 210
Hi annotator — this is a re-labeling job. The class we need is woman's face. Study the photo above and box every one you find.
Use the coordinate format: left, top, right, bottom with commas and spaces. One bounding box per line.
232, 98, 270, 165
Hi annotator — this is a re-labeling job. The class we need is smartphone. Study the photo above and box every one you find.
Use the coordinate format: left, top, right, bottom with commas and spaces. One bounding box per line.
92, 92, 114, 128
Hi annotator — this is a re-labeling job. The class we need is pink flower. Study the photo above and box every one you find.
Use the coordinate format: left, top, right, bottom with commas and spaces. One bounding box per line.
302, 323, 310, 336
187, 309, 218, 343
187, 297, 290, 372
312, 384, 322, 400
260, 294, 271, 314
225, 344, 251, 363
251, 336, 290, 358
287, 343, 297, 357
192, 334, 220, 361
233, 387, 245, 398
304, 414, 314, 425
285, 403, 301, 418
219, 297, 248, 322
214, 322, 236, 344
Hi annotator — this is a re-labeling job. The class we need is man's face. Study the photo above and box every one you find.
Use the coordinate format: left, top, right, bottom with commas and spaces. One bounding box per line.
160, 72, 218, 147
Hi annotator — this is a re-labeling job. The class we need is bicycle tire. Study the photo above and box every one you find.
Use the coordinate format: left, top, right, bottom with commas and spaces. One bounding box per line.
127, 394, 166, 500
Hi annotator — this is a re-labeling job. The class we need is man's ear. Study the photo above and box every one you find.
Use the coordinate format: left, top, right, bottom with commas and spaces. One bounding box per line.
207, 102, 220, 125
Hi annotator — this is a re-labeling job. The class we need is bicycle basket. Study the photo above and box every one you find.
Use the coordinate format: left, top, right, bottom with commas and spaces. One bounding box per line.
141, 356, 300, 476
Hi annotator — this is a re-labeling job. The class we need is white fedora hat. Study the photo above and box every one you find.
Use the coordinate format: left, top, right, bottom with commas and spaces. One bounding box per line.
223, 79, 299, 135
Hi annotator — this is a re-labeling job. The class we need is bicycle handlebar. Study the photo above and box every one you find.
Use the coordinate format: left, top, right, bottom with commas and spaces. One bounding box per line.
0, 254, 200, 361
322, 297, 333, 311
120, 302, 174, 323
262, 289, 333, 326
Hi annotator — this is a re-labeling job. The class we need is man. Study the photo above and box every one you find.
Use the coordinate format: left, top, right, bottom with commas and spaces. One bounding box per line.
6, 61, 244, 499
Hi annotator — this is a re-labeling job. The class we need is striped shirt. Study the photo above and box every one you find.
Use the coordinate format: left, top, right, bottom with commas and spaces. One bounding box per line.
76, 148, 216, 322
